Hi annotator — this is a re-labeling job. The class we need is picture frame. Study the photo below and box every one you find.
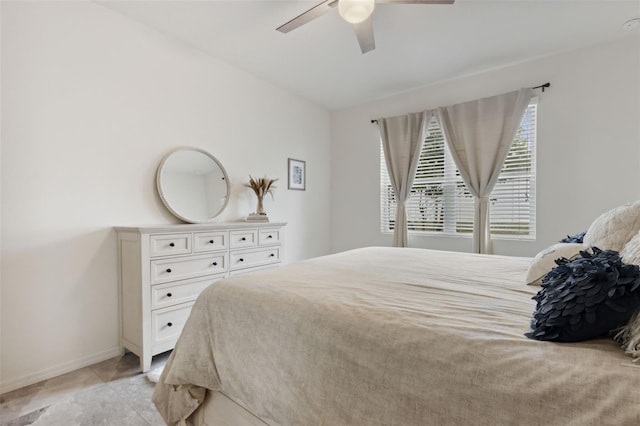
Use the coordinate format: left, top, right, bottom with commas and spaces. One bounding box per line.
288, 158, 306, 191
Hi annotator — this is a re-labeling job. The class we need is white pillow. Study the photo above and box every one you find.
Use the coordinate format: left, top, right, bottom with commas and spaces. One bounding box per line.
583, 201, 640, 252
621, 231, 640, 265
526, 243, 587, 286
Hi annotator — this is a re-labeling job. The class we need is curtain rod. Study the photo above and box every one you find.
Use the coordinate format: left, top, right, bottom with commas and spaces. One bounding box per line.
532, 82, 551, 92
370, 82, 551, 124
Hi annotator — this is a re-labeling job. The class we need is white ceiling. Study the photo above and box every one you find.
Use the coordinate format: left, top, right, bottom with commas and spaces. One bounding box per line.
98, 0, 640, 110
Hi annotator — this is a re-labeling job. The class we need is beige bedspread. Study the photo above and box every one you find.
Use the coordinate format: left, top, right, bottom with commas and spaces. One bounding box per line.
153, 247, 640, 425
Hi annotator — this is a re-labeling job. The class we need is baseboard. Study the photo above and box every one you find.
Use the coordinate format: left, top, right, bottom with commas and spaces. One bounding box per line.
0, 346, 122, 395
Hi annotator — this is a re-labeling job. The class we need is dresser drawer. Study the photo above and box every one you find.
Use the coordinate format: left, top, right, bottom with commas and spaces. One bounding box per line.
230, 247, 280, 271
194, 231, 228, 253
258, 228, 280, 246
150, 253, 228, 284
229, 265, 279, 276
151, 275, 223, 309
151, 303, 193, 350
230, 230, 258, 248
149, 234, 192, 257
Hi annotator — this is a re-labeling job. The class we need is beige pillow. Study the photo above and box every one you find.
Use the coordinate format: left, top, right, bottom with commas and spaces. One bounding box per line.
621, 231, 640, 265
612, 310, 640, 361
583, 201, 640, 252
526, 243, 587, 285
613, 232, 640, 360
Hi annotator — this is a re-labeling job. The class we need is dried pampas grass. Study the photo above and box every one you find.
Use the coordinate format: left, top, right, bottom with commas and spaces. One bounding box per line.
245, 175, 278, 199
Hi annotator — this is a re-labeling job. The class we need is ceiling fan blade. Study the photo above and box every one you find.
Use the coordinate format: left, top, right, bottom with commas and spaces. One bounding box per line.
353, 17, 375, 54
277, 0, 339, 33
376, 0, 454, 4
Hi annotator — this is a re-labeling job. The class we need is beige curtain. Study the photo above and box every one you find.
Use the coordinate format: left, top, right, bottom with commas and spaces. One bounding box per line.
379, 111, 432, 247
438, 88, 533, 254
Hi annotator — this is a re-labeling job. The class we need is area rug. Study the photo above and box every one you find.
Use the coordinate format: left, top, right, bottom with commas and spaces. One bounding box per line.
146, 366, 165, 383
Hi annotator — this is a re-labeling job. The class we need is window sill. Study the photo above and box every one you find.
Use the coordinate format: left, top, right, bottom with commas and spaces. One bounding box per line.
381, 230, 535, 241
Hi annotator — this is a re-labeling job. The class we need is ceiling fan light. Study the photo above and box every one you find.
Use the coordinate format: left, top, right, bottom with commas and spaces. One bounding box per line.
338, 0, 375, 24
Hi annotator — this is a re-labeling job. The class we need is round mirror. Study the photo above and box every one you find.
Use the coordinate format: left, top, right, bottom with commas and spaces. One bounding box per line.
156, 147, 230, 223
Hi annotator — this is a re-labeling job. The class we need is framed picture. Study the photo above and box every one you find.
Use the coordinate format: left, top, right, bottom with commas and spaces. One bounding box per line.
288, 158, 306, 191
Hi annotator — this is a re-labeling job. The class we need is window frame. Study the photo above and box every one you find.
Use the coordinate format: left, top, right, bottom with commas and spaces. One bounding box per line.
380, 101, 537, 240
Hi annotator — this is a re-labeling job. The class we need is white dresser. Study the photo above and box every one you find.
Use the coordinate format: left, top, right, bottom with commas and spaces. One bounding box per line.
115, 222, 286, 371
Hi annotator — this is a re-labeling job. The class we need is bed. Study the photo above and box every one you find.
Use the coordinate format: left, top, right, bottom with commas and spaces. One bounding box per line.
152, 247, 640, 425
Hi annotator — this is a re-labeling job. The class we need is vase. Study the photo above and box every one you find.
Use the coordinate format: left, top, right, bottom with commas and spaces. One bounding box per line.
256, 197, 265, 215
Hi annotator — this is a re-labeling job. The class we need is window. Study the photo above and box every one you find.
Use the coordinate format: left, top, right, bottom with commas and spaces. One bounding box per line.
380, 102, 537, 238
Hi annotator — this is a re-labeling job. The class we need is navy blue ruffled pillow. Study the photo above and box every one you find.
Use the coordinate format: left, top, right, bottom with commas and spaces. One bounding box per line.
559, 231, 586, 244
526, 247, 640, 342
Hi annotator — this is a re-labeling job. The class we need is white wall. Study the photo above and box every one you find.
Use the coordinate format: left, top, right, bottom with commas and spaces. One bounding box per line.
331, 36, 640, 257
0, 1, 331, 392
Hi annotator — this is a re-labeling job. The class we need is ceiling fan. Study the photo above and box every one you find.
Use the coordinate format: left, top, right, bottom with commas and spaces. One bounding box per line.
276, 0, 455, 54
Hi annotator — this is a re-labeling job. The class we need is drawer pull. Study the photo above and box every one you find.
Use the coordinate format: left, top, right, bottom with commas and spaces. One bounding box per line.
166, 268, 172, 273
169, 242, 175, 247
212, 262, 218, 266
241, 237, 246, 241
270, 253, 275, 257
167, 322, 173, 327
209, 240, 214, 244
267, 235, 273, 239
239, 258, 244, 262
166, 293, 172, 297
